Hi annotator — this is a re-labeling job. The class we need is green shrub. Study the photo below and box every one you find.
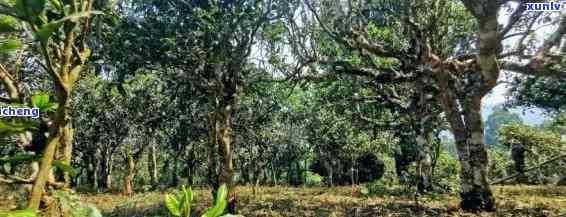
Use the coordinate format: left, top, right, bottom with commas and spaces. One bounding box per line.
432, 151, 460, 193
50, 190, 102, 217
164, 185, 193, 217
363, 180, 391, 196
201, 184, 229, 217
487, 149, 511, 180
303, 171, 324, 187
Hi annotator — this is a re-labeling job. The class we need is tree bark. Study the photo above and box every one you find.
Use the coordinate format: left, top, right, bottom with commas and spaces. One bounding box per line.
148, 143, 158, 187
60, 123, 74, 188
86, 154, 96, 190
416, 134, 433, 193
123, 153, 135, 196
437, 86, 496, 212
122, 148, 144, 196
208, 106, 236, 212
27, 85, 71, 210
98, 148, 112, 191
511, 144, 527, 183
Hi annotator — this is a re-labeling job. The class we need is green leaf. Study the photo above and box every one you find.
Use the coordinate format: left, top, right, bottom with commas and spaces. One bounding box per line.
35, 10, 103, 42
36, 21, 63, 42
184, 186, 193, 203
164, 194, 181, 217
31, 93, 49, 108
201, 184, 228, 217
52, 160, 78, 177
201, 200, 227, 217
14, 0, 46, 17
24, 0, 46, 16
181, 185, 192, 217
48, 0, 62, 12
0, 38, 22, 54
0, 16, 18, 33
0, 209, 37, 217
31, 92, 56, 112
215, 184, 228, 205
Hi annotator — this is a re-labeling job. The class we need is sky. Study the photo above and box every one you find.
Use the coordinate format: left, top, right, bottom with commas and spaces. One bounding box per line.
482, 71, 549, 126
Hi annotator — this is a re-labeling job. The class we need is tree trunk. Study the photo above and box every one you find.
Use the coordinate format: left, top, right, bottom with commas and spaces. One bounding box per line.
86, 154, 96, 189
326, 160, 334, 187
27, 84, 71, 210
98, 149, 112, 191
148, 143, 158, 187
122, 147, 144, 196
123, 153, 135, 196
107, 155, 113, 189
511, 144, 527, 183
271, 160, 277, 186
208, 106, 236, 213
394, 139, 413, 184
559, 159, 566, 186
172, 154, 179, 186
439, 90, 495, 212
416, 134, 433, 193
60, 122, 74, 188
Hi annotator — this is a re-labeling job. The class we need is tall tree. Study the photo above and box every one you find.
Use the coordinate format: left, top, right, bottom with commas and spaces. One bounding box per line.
173, 0, 289, 212
0, 0, 99, 210
282, 0, 566, 212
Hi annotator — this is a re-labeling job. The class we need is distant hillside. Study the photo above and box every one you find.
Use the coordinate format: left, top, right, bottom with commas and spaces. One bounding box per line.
482, 104, 549, 126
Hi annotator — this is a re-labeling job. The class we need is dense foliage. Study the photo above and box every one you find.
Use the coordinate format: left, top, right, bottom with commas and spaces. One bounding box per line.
1, 0, 566, 216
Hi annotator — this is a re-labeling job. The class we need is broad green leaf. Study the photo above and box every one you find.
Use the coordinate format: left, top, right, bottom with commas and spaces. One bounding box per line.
52, 160, 78, 177
164, 194, 181, 217
201, 200, 227, 217
181, 185, 192, 217
14, 0, 46, 17
24, 0, 46, 16
215, 184, 228, 204
201, 184, 228, 217
0, 38, 22, 54
30, 92, 56, 112
36, 21, 63, 42
0, 16, 18, 33
184, 186, 193, 203
31, 93, 49, 108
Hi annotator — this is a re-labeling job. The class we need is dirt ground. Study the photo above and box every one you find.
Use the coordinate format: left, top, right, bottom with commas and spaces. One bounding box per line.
75, 185, 566, 217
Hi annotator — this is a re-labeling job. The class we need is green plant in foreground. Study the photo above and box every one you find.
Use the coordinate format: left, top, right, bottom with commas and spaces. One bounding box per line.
0, 209, 37, 217
201, 184, 228, 217
165, 184, 230, 217
165, 185, 193, 217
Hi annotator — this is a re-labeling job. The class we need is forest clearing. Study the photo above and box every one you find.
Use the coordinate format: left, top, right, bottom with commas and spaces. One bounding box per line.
81, 185, 566, 217
4, 185, 566, 216
2, 0, 566, 216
